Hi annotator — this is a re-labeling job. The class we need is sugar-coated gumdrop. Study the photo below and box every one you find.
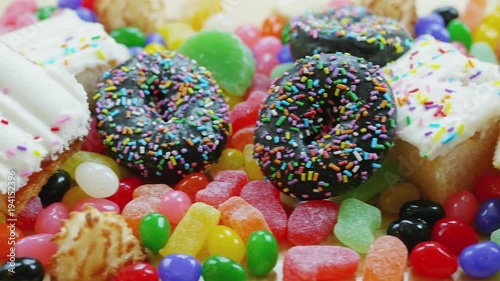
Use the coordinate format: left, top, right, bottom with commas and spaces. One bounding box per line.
202, 256, 247, 281
174, 173, 209, 202
208, 149, 245, 178
459, 241, 500, 279
144, 43, 166, 54
206, 225, 245, 263
334, 198, 381, 253
246, 230, 279, 276
379, 182, 420, 215
133, 184, 172, 199
399, 200, 445, 228
443, 191, 478, 224
159, 202, 221, 257
196, 180, 242, 208
287, 200, 339, 245
34, 203, 69, 234
224, 93, 244, 110
387, 218, 431, 251
122, 196, 161, 237
270, 63, 295, 80
261, 14, 287, 39
213, 170, 249, 191
461, 0, 487, 32
245, 74, 271, 98
447, 19, 473, 50
230, 90, 267, 134
470, 42, 499, 64
475, 198, 500, 235
410, 241, 458, 278
61, 151, 120, 180
230, 126, 255, 151
218, 197, 271, 241
17, 196, 43, 231
432, 218, 478, 255
113, 263, 159, 281
62, 185, 91, 210
0, 257, 45, 281
234, 24, 261, 48
73, 198, 120, 213
110, 26, 146, 47
414, 14, 445, 37
105, 177, 142, 210
16, 234, 57, 267
363, 236, 408, 281
433, 6, 459, 26
491, 229, 500, 245
38, 170, 71, 207
243, 144, 264, 181
159, 191, 192, 224
283, 246, 360, 281
240, 180, 288, 240
158, 254, 202, 281
75, 162, 119, 198
179, 30, 256, 96
475, 173, 500, 202
140, 213, 171, 253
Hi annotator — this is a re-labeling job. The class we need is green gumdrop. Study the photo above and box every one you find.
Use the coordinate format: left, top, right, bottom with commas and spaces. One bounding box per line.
246, 230, 279, 276
447, 19, 473, 50
270, 63, 295, 80
334, 198, 382, 254
36, 6, 56, 21
339, 158, 399, 202
202, 256, 248, 281
179, 30, 256, 96
139, 213, 171, 252
470, 42, 499, 64
281, 22, 291, 44
110, 27, 146, 47
491, 229, 500, 246
61, 151, 120, 180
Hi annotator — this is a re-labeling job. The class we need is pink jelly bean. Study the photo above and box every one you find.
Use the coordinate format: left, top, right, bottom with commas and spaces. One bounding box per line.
252, 36, 283, 57
17, 196, 43, 231
235, 24, 261, 48
16, 234, 58, 267
287, 200, 339, 245
34, 203, 69, 234
74, 198, 121, 213
255, 53, 280, 76
158, 190, 192, 224
443, 191, 479, 224
240, 180, 288, 240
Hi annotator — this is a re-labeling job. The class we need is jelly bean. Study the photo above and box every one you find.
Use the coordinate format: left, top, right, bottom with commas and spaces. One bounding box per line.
474, 173, 500, 202
34, 203, 69, 234
432, 218, 478, 255
473, 23, 500, 51
38, 170, 71, 207
277, 44, 293, 63
363, 236, 408, 281
270, 63, 295, 80
234, 24, 261, 48
76, 7, 97, 22
174, 173, 209, 203
459, 241, 500, 278
433, 6, 459, 26
287, 200, 338, 245
387, 218, 431, 251
219, 197, 271, 241
145, 32, 166, 46
475, 198, 500, 234
179, 30, 255, 96
158, 254, 201, 281
0, 257, 44, 281
133, 184, 172, 199
443, 191, 478, 224
230, 90, 267, 134
423, 24, 451, 42
230, 126, 255, 151
491, 229, 500, 245
140, 213, 171, 252
159, 203, 220, 257
16, 234, 57, 267
283, 246, 360, 280
74, 198, 120, 213
17, 197, 43, 231
261, 14, 287, 39
75, 162, 119, 198
206, 225, 245, 263
410, 241, 458, 278
110, 27, 146, 47
202, 256, 247, 281
461, 0, 487, 32
483, 10, 500, 27
81, 0, 96, 10
129, 47, 144, 56
281, 22, 290, 44
106, 177, 142, 210
35, 6, 56, 21
399, 199, 445, 228
470, 42, 499, 64
243, 144, 264, 181
447, 19, 473, 50
113, 263, 159, 281
158, 190, 191, 224
208, 149, 245, 178
58, 0, 82, 10
334, 198, 382, 253
122, 196, 161, 237
378, 182, 420, 215
61, 151, 120, 180
414, 14, 445, 37
144, 43, 166, 55
62, 185, 91, 210
246, 230, 279, 276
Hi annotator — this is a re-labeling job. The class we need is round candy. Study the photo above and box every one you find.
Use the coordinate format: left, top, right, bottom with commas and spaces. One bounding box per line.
433, 6, 459, 26
38, 170, 71, 207
246, 230, 279, 276
0, 257, 45, 281
399, 200, 445, 228
128, 47, 144, 56
387, 218, 431, 251
61, 185, 91, 210
58, 0, 82, 10
255, 52, 280, 76
475, 198, 500, 235
158, 191, 191, 224
206, 225, 245, 263
410, 241, 458, 278
173, 173, 209, 202
473, 23, 500, 51
254, 53, 397, 200
459, 241, 500, 278
158, 254, 201, 281
202, 256, 247, 281
113, 263, 159, 281
34, 203, 69, 234
281, 22, 291, 44
61, 151, 120, 180
105, 177, 142, 210
491, 229, 500, 245
422, 24, 450, 42
252, 36, 283, 57
470, 42, 499, 64
75, 162, 119, 198
143, 43, 166, 54
110, 27, 147, 47
208, 148, 245, 178
139, 213, 171, 252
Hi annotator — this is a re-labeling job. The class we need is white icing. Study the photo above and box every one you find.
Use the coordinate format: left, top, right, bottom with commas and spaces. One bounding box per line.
0, 9, 129, 77
0, 43, 90, 194
382, 35, 500, 160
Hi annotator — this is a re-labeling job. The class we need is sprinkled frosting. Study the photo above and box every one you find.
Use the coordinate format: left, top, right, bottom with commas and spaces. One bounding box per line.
381, 35, 500, 160
254, 53, 397, 200
95, 51, 230, 181
0, 43, 90, 194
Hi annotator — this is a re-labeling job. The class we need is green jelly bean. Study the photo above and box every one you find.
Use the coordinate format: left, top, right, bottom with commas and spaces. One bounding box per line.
281, 22, 290, 44
492, 229, 500, 246
447, 19, 473, 50
110, 27, 146, 47
202, 256, 248, 281
139, 213, 171, 252
36, 6, 56, 21
270, 63, 295, 80
246, 230, 279, 276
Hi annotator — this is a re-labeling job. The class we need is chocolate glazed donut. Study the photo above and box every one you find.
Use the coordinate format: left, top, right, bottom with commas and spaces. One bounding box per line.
289, 6, 413, 67
95, 51, 230, 181
254, 53, 397, 200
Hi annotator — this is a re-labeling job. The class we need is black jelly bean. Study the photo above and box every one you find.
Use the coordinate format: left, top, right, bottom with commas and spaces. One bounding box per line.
399, 199, 445, 228
39, 169, 71, 207
433, 6, 459, 26
0, 257, 45, 281
387, 218, 432, 251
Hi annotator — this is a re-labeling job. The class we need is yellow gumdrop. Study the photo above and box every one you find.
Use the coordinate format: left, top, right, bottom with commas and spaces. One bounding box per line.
182, 0, 223, 31
144, 43, 166, 54
0, 212, 6, 224
62, 185, 92, 210
244, 144, 264, 181
158, 23, 196, 50
473, 23, 500, 50
224, 92, 244, 110
209, 148, 245, 178
206, 225, 245, 262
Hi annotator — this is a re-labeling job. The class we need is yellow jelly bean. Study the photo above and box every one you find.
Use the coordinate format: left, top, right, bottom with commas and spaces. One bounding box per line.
158, 23, 196, 50
144, 43, 166, 54
182, 0, 223, 31
206, 225, 245, 263
209, 148, 245, 178
0, 212, 6, 224
473, 23, 500, 50
62, 185, 92, 210
378, 182, 420, 215
244, 144, 264, 181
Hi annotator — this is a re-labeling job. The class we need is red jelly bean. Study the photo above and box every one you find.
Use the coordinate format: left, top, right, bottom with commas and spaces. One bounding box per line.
16, 196, 43, 231
431, 218, 478, 255
475, 173, 500, 202
106, 177, 143, 210
113, 262, 159, 281
261, 14, 288, 39
174, 173, 209, 202
443, 191, 479, 224
410, 241, 458, 278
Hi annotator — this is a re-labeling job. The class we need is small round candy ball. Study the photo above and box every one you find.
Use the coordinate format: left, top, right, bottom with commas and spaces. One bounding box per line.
278, 44, 294, 63
158, 254, 201, 281
75, 162, 119, 198
58, 0, 82, 10
0, 257, 45, 281
459, 241, 500, 278
158, 191, 191, 224
145, 32, 167, 46
75, 7, 97, 22
414, 13, 445, 37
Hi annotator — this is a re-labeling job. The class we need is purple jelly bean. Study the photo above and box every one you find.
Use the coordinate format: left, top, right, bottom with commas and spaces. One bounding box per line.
423, 24, 451, 42
129, 47, 144, 56
475, 198, 500, 235
278, 44, 293, 63
58, 0, 82, 10
158, 254, 201, 281
145, 33, 167, 46
414, 13, 445, 37
76, 7, 97, 22
459, 241, 500, 278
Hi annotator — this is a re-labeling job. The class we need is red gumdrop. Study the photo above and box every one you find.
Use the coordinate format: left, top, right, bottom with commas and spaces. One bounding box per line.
174, 173, 209, 202
113, 262, 160, 281
261, 14, 288, 39
106, 177, 143, 210
431, 218, 478, 255
410, 241, 459, 278
229, 125, 255, 151
229, 91, 267, 134
17, 196, 43, 231
196, 181, 239, 208
234, 24, 261, 48
213, 170, 249, 192
240, 180, 288, 240
81, 117, 106, 154
474, 173, 500, 202
245, 74, 271, 99
287, 200, 339, 245
255, 52, 280, 76
443, 191, 479, 224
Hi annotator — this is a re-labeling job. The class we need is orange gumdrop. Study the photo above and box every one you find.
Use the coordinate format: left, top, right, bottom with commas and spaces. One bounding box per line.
133, 184, 173, 199
174, 173, 209, 202
122, 196, 161, 237
363, 236, 408, 281
230, 126, 255, 151
261, 13, 288, 39
460, 0, 487, 32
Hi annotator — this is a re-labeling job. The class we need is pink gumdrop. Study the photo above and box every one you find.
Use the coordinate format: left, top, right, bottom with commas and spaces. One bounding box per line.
235, 24, 261, 48
255, 52, 280, 76
34, 203, 69, 234
158, 190, 192, 224
443, 191, 479, 224
16, 234, 58, 267
287, 201, 339, 245
253, 36, 283, 57
74, 198, 121, 213
450, 41, 469, 56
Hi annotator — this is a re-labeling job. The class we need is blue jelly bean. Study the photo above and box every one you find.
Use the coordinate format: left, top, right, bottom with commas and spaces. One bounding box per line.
158, 254, 201, 281
58, 0, 82, 10
129, 47, 144, 56
422, 24, 451, 42
146, 33, 167, 46
76, 7, 97, 22
475, 199, 500, 235
414, 13, 445, 37
459, 241, 500, 278
278, 44, 293, 63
